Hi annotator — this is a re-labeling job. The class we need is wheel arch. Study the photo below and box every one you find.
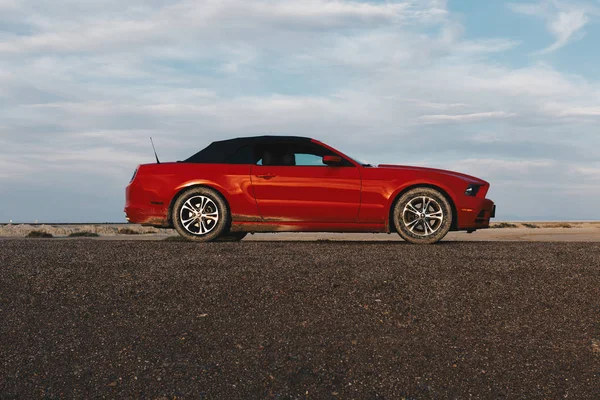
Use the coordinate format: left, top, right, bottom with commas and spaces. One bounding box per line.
387, 183, 458, 233
167, 183, 231, 228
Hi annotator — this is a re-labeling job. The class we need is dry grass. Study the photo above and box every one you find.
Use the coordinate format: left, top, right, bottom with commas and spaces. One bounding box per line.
545, 223, 573, 229
491, 222, 518, 229
26, 231, 53, 238
522, 223, 539, 229
118, 228, 140, 235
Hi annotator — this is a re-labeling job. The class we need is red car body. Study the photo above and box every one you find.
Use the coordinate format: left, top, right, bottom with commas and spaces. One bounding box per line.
125, 136, 495, 234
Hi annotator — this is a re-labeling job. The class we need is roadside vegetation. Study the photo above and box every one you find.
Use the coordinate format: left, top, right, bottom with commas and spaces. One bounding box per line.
522, 223, 539, 229
118, 228, 140, 235
491, 222, 518, 229
26, 231, 53, 238
546, 223, 573, 229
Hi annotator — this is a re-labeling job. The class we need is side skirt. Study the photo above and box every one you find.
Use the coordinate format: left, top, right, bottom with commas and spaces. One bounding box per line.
230, 221, 388, 233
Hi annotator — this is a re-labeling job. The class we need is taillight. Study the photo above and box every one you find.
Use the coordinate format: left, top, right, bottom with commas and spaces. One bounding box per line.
130, 168, 138, 183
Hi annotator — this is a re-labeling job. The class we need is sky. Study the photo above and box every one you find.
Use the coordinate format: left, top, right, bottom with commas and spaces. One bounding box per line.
0, 0, 599, 222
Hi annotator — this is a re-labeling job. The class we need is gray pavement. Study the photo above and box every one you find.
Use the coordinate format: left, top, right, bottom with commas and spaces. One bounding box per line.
1, 240, 599, 399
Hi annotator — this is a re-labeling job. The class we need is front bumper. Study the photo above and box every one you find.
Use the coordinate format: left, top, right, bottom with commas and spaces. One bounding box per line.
457, 198, 496, 230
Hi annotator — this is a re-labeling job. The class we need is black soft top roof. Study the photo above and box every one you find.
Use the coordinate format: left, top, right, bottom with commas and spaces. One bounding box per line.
183, 135, 312, 164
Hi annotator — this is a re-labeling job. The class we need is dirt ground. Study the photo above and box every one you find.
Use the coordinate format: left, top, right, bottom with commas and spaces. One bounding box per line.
1, 240, 599, 399
1, 222, 600, 242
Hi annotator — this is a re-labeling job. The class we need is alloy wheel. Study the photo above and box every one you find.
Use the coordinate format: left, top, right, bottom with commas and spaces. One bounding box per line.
179, 195, 220, 235
402, 196, 444, 237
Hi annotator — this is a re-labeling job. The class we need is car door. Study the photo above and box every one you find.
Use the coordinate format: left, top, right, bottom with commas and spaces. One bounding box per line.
250, 141, 362, 222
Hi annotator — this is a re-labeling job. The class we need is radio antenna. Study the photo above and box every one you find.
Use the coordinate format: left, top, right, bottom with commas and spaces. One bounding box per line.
150, 137, 160, 164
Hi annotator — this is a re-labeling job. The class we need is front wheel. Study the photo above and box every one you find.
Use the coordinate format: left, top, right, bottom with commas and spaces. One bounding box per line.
172, 187, 230, 242
393, 187, 453, 244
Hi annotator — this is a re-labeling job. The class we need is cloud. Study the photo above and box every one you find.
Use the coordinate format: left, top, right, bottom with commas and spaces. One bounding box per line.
0, 0, 438, 55
509, 1, 593, 53
557, 106, 600, 116
454, 39, 521, 54
417, 111, 517, 124
542, 9, 589, 53
441, 158, 600, 220
0, 0, 599, 222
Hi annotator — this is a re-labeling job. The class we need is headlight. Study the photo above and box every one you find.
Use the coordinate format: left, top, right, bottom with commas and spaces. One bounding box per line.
130, 168, 138, 183
465, 184, 481, 197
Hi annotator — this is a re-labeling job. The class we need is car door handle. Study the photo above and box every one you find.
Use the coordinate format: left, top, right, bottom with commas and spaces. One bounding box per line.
255, 174, 276, 180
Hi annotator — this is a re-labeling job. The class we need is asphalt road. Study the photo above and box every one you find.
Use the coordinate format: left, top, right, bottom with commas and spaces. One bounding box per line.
1, 240, 599, 399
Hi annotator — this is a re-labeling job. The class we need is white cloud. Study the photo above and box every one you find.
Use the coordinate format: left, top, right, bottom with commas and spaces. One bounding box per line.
417, 111, 517, 124
558, 106, 600, 116
0, 0, 17, 8
455, 39, 521, 54
542, 9, 589, 53
0, 0, 437, 55
574, 166, 600, 179
0, 0, 599, 221
450, 158, 556, 175
509, 1, 594, 53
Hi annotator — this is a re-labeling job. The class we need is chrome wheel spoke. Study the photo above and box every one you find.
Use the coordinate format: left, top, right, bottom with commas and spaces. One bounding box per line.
200, 219, 209, 233
199, 197, 207, 212
406, 218, 420, 233
402, 196, 444, 237
183, 217, 196, 230
182, 205, 195, 214
427, 210, 443, 220
180, 195, 220, 236
184, 200, 197, 213
204, 213, 218, 222
405, 203, 420, 215
423, 220, 434, 235
182, 216, 196, 225
423, 197, 430, 213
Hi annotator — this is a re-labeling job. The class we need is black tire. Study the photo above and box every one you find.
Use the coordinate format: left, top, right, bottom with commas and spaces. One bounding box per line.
172, 187, 230, 242
393, 187, 453, 244
215, 232, 248, 242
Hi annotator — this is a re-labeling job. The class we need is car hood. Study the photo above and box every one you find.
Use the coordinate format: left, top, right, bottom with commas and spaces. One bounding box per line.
377, 164, 488, 185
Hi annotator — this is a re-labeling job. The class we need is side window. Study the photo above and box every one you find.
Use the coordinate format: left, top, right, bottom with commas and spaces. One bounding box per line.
255, 144, 293, 166
292, 143, 354, 167
255, 142, 354, 167
294, 153, 325, 166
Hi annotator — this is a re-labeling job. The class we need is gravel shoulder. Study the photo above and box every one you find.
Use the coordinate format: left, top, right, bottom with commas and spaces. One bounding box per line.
1, 222, 600, 242
1, 240, 599, 399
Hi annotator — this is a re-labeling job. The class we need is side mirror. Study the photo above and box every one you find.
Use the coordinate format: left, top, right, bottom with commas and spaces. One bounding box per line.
323, 155, 342, 166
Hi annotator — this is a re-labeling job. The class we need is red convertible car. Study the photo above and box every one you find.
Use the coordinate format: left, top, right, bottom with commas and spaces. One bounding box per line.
125, 136, 495, 244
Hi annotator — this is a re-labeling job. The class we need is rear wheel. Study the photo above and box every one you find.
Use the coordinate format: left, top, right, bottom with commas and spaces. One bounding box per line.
393, 187, 452, 244
172, 187, 230, 242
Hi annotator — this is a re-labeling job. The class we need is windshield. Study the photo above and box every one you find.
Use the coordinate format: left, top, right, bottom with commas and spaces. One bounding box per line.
345, 154, 372, 167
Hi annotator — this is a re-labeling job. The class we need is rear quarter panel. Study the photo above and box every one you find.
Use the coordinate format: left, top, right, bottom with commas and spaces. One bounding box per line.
130, 163, 259, 226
